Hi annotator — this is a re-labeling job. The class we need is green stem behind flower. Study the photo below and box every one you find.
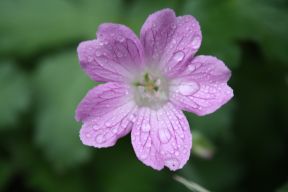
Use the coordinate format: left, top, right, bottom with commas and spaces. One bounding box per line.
174, 175, 211, 192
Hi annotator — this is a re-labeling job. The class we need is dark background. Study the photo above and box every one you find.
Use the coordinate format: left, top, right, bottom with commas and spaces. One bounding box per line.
0, 0, 288, 191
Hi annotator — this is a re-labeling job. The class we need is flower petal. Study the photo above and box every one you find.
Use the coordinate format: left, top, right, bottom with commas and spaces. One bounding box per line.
77, 23, 145, 82
131, 103, 192, 171
76, 83, 138, 148
170, 55, 233, 116
140, 9, 202, 77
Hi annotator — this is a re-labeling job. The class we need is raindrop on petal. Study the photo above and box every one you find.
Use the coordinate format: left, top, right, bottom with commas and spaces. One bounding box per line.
173, 51, 185, 63
95, 135, 105, 143
139, 153, 148, 160
142, 124, 151, 132
158, 128, 171, 143
191, 36, 201, 49
187, 64, 196, 73
178, 81, 199, 95
105, 122, 111, 127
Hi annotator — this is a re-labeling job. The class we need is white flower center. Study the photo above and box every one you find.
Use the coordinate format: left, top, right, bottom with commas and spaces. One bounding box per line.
132, 70, 169, 109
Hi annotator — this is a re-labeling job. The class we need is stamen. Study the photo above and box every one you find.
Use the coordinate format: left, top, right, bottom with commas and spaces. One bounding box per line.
132, 71, 169, 109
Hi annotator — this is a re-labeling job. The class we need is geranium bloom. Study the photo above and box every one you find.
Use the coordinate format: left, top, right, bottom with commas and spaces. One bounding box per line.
75, 9, 233, 171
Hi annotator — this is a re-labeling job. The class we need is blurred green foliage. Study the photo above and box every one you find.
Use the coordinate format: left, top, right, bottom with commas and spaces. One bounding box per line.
0, 0, 287, 192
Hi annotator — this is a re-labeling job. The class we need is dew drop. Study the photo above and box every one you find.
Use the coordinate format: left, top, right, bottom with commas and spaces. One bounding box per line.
187, 65, 196, 73
116, 51, 123, 57
131, 135, 136, 141
105, 122, 111, 127
158, 128, 171, 143
88, 56, 93, 62
173, 51, 185, 62
139, 153, 148, 160
112, 127, 118, 133
135, 131, 140, 136
95, 135, 105, 143
93, 125, 99, 130
178, 81, 199, 96
142, 124, 151, 132
191, 36, 201, 49
129, 114, 136, 122
86, 133, 91, 138
118, 37, 125, 42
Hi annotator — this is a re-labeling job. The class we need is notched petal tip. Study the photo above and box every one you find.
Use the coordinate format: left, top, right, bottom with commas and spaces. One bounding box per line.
131, 104, 192, 171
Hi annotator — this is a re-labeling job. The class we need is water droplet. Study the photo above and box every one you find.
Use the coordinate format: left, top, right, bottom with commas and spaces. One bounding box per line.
129, 114, 136, 122
135, 131, 140, 136
146, 142, 152, 148
112, 127, 118, 133
175, 151, 179, 156
105, 122, 111, 127
173, 51, 185, 62
95, 135, 105, 143
131, 135, 136, 141
158, 128, 171, 143
93, 125, 99, 130
118, 37, 125, 42
139, 153, 148, 160
165, 158, 180, 171
86, 133, 91, 138
116, 51, 123, 57
187, 65, 196, 72
142, 124, 151, 132
88, 56, 93, 62
178, 81, 199, 96
191, 36, 201, 49
171, 24, 176, 29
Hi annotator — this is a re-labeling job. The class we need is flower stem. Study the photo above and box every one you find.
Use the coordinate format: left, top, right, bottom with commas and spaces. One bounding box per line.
173, 175, 211, 192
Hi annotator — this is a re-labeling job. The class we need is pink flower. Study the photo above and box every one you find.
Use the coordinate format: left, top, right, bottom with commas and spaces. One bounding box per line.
75, 9, 233, 171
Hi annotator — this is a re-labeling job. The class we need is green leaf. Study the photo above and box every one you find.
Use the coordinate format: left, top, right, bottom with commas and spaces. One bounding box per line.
92, 139, 167, 192
239, 0, 288, 64
0, 160, 13, 190
0, 0, 122, 57
34, 50, 96, 170
183, 0, 288, 67
183, 102, 239, 191
181, 149, 244, 192
192, 131, 215, 159
0, 61, 30, 128
185, 101, 235, 143
125, 0, 178, 32
277, 182, 288, 192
